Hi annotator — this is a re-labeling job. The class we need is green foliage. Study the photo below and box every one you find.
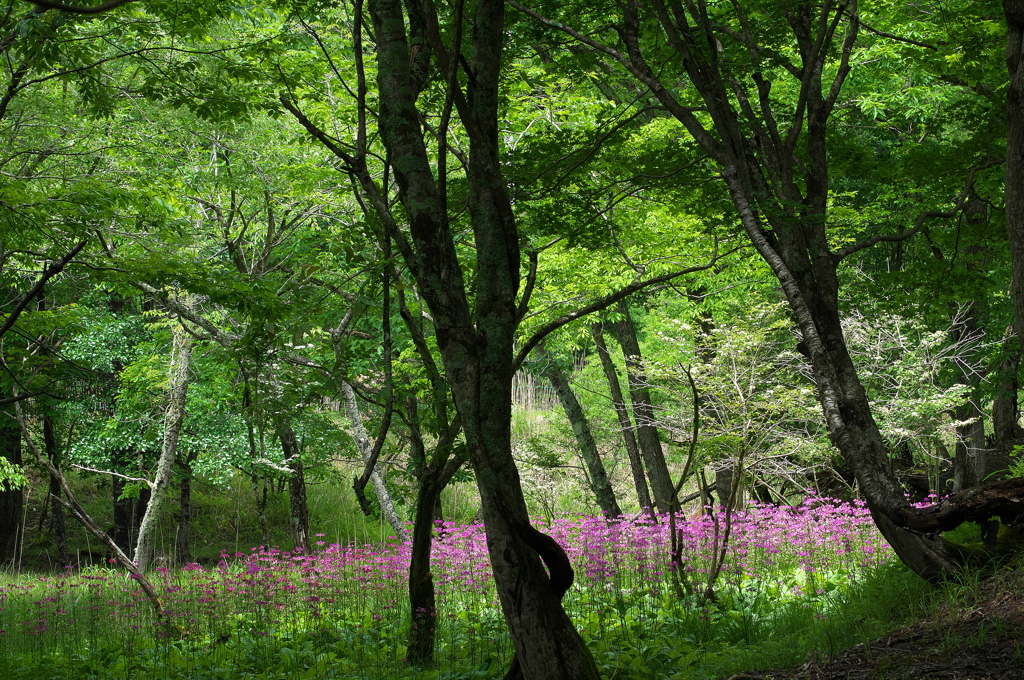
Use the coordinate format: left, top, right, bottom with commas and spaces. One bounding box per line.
0, 457, 28, 492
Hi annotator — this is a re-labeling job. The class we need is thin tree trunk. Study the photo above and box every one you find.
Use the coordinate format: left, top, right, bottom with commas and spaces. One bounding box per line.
16, 404, 178, 632
614, 300, 674, 512
592, 322, 652, 512
252, 474, 271, 545
340, 381, 407, 537
134, 312, 193, 571
175, 462, 192, 565
540, 348, 622, 518
43, 413, 68, 567
111, 466, 131, 556
0, 403, 22, 563
36, 283, 69, 566
279, 421, 311, 554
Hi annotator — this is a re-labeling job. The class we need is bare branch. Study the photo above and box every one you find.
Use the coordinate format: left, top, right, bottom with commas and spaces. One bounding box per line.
71, 464, 154, 487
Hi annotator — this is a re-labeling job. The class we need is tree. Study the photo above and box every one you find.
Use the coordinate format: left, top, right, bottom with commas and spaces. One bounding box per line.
133, 298, 194, 571
614, 299, 674, 512
511, 0, 1021, 578
281, 1, 718, 674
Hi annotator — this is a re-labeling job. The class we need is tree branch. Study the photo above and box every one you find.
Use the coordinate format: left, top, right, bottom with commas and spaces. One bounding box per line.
512, 241, 737, 372
25, 0, 137, 15
832, 159, 1003, 264
0, 239, 88, 341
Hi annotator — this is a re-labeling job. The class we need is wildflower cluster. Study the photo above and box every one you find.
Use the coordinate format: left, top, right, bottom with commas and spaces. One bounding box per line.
0, 498, 890, 679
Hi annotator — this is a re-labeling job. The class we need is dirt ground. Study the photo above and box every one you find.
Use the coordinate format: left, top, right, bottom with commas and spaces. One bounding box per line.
721, 567, 1024, 680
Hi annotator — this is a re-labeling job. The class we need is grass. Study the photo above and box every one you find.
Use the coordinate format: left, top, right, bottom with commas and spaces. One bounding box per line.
0, 495, 949, 680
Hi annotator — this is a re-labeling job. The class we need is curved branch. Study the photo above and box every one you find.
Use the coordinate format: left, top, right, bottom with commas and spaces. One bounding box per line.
832, 159, 1003, 264
0, 239, 87, 341
512, 241, 737, 372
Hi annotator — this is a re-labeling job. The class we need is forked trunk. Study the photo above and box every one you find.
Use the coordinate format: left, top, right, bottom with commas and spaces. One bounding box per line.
439, 327, 600, 679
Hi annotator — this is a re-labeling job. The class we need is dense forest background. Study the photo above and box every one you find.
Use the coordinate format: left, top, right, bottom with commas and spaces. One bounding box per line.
3, 0, 1024, 678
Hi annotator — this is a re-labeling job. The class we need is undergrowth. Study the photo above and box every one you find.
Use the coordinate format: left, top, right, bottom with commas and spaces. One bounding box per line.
0, 499, 955, 680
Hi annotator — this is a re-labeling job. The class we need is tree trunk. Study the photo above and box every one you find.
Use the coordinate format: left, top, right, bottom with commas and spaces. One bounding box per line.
111, 465, 132, 556
279, 421, 311, 554
252, 474, 271, 546
1006, 0, 1024, 356
592, 322, 652, 512
175, 461, 192, 565
992, 327, 1022, 445
983, 327, 1021, 484
540, 348, 622, 518
714, 462, 736, 510
953, 399, 986, 492
36, 284, 68, 566
134, 312, 193, 571
43, 412, 69, 567
614, 300, 674, 512
407, 476, 441, 666
340, 381, 407, 537
0, 404, 22, 563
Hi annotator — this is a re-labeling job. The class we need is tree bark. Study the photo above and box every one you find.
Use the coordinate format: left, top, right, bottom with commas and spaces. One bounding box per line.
279, 421, 312, 554
340, 381, 407, 537
540, 348, 622, 518
992, 327, 1022, 445
175, 459, 192, 565
407, 475, 441, 666
1006, 0, 1024, 356
43, 412, 69, 567
134, 312, 193, 571
252, 474, 271, 546
954, 400, 986, 492
614, 300, 674, 512
397, 286, 467, 667
35, 283, 69, 566
592, 322, 652, 512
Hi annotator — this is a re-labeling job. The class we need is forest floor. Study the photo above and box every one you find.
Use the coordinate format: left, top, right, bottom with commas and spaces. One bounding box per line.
724, 564, 1024, 680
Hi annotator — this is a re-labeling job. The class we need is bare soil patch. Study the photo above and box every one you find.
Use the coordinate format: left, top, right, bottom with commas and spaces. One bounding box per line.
722, 567, 1024, 680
